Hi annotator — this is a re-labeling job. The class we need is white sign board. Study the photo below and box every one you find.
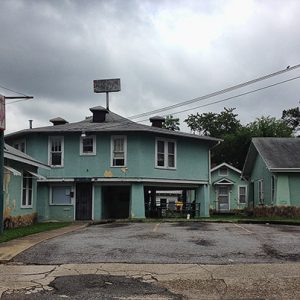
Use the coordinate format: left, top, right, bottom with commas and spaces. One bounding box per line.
93, 78, 121, 93
0, 96, 5, 131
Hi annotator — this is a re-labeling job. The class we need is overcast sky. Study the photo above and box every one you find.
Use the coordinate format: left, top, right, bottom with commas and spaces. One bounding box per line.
1, 0, 300, 133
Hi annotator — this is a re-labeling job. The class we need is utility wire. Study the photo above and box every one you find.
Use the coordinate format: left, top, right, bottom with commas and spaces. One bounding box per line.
78, 74, 300, 131
0, 83, 29, 97
127, 64, 300, 120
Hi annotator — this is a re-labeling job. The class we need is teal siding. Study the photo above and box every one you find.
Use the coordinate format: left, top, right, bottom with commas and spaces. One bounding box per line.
210, 166, 248, 211
286, 174, 300, 206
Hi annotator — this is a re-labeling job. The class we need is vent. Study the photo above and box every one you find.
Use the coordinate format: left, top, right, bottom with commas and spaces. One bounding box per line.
149, 116, 165, 128
90, 106, 108, 123
50, 117, 68, 126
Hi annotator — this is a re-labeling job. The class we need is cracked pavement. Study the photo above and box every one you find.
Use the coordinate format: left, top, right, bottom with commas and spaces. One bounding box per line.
1, 263, 300, 299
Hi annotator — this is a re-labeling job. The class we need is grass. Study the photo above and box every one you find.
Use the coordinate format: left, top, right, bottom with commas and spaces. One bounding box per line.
0, 222, 72, 243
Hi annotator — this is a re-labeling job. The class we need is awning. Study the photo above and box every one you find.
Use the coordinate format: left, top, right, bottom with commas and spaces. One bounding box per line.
4, 166, 21, 176
27, 171, 46, 180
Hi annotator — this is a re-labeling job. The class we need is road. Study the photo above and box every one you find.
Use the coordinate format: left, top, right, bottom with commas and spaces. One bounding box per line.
13, 222, 300, 265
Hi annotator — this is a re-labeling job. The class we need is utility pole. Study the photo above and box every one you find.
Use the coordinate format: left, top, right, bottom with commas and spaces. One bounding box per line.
0, 95, 33, 234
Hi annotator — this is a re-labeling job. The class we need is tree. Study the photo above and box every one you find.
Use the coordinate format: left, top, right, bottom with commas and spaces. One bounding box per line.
248, 116, 293, 137
162, 115, 180, 131
281, 107, 300, 131
184, 108, 241, 137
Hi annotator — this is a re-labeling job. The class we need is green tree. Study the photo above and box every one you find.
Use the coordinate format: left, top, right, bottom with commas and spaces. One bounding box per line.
248, 116, 293, 137
162, 115, 180, 131
281, 107, 300, 131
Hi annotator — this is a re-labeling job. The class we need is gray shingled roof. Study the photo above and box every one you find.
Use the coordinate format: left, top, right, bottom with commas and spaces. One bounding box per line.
242, 137, 300, 177
4, 144, 49, 169
5, 107, 220, 144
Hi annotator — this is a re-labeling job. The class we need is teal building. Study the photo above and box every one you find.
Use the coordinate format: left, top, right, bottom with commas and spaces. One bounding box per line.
5, 106, 219, 221
242, 138, 300, 208
210, 163, 248, 212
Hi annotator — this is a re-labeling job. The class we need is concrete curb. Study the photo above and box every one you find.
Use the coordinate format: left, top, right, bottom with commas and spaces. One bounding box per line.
0, 222, 89, 263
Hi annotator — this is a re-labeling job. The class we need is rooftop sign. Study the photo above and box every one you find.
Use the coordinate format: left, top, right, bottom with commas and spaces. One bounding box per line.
93, 78, 121, 93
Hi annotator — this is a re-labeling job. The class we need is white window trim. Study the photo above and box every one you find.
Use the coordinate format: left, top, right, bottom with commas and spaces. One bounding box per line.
80, 135, 96, 156
258, 179, 264, 204
110, 135, 127, 167
48, 136, 64, 168
238, 185, 247, 204
13, 138, 26, 153
49, 184, 75, 206
218, 167, 228, 176
20, 172, 33, 208
155, 138, 177, 170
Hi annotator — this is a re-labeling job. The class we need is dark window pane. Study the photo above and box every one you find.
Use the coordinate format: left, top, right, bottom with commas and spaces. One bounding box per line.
52, 153, 62, 165
168, 142, 175, 155
22, 189, 27, 206
157, 141, 164, 153
157, 154, 164, 166
168, 155, 175, 167
82, 137, 94, 153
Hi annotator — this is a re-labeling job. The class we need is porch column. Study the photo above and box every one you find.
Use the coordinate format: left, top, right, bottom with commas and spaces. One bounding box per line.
93, 185, 102, 221
130, 183, 145, 219
195, 184, 210, 217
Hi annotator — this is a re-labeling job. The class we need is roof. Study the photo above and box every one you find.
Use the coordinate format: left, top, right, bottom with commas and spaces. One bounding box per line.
242, 137, 300, 177
5, 108, 221, 145
4, 144, 50, 170
211, 162, 242, 174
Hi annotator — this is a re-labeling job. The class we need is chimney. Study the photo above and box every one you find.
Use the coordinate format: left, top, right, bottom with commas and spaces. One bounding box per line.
29, 120, 33, 129
149, 116, 165, 128
89, 106, 108, 123
49, 117, 68, 126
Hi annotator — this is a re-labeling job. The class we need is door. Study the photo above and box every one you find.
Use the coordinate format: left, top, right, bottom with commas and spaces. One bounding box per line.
76, 182, 92, 220
218, 186, 230, 212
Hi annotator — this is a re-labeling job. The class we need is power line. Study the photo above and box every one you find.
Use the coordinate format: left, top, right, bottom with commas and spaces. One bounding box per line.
0, 82, 29, 97
82, 74, 300, 131
127, 64, 300, 120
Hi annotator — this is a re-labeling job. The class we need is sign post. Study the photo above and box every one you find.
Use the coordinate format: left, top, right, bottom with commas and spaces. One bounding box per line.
0, 95, 5, 234
93, 78, 121, 110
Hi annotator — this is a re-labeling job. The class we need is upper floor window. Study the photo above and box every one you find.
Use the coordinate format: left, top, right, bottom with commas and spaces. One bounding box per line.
22, 171, 33, 208
111, 135, 127, 167
49, 136, 64, 167
13, 139, 26, 153
219, 167, 228, 176
80, 135, 96, 155
156, 138, 176, 169
238, 185, 247, 204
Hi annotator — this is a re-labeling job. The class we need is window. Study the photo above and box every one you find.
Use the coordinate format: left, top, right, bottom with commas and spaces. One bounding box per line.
80, 135, 96, 155
271, 175, 276, 204
13, 139, 26, 153
258, 180, 264, 204
111, 136, 127, 167
51, 186, 73, 205
219, 167, 228, 176
21, 171, 33, 208
49, 136, 64, 167
155, 138, 176, 169
238, 186, 247, 204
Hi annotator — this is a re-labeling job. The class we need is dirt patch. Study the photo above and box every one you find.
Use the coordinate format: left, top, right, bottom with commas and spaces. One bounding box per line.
262, 244, 300, 261
191, 239, 214, 246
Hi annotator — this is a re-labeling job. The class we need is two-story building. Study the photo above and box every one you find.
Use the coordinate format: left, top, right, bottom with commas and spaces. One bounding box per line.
5, 106, 220, 222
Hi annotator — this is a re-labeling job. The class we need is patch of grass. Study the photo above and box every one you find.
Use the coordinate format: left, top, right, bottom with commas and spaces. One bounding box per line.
0, 222, 72, 243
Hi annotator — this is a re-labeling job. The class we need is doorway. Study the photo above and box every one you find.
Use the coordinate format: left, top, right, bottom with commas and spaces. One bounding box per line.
75, 182, 92, 220
218, 186, 230, 212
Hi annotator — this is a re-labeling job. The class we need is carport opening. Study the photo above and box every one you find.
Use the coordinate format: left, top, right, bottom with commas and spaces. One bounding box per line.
144, 187, 199, 218
102, 186, 130, 219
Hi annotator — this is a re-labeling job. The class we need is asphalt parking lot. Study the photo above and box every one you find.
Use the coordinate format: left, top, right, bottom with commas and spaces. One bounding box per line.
14, 222, 300, 265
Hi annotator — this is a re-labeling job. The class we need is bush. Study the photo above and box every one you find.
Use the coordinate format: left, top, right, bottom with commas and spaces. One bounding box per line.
253, 206, 300, 217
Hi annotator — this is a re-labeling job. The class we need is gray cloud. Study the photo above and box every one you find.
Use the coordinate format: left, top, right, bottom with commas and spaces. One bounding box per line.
1, 0, 300, 133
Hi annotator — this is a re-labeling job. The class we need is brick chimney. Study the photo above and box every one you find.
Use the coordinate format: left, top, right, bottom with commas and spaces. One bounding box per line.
90, 106, 108, 123
149, 116, 165, 128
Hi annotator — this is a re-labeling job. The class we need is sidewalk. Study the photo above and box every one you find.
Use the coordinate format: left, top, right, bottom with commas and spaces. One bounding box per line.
0, 223, 88, 263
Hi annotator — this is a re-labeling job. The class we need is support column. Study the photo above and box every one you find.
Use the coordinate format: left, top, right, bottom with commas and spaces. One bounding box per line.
93, 184, 102, 221
130, 183, 145, 219
195, 184, 210, 217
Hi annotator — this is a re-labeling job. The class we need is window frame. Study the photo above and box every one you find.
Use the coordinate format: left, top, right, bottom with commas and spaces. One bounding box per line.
50, 185, 74, 206
48, 136, 64, 168
111, 135, 127, 167
21, 171, 33, 208
155, 138, 177, 170
258, 179, 264, 204
13, 139, 26, 153
238, 185, 247, 204
80, 135, 96, 156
